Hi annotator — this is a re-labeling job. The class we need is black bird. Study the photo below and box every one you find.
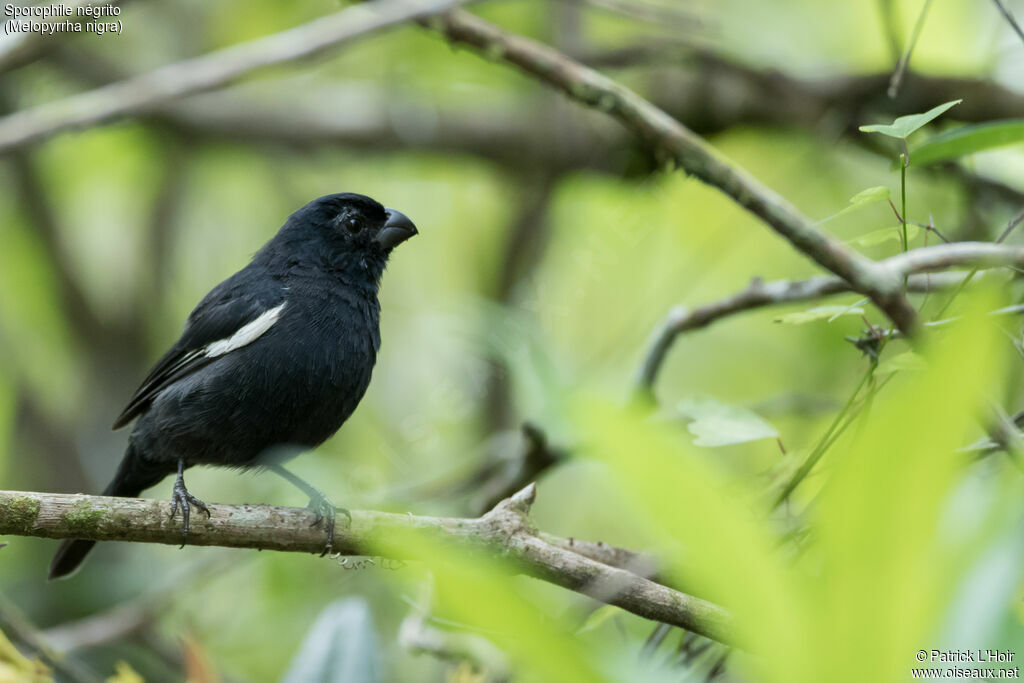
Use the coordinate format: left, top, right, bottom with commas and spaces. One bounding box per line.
49, 193, 417, 579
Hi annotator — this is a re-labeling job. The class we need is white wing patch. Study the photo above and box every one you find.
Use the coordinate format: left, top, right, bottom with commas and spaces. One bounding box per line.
204, 302, 286, 358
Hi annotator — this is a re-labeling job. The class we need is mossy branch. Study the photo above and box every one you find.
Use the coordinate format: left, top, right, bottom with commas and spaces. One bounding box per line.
0, 487, 733, 645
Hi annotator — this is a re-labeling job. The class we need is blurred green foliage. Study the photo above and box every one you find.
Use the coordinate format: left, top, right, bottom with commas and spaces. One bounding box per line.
1, 0, 1023, 681
577, 292, 1018, 682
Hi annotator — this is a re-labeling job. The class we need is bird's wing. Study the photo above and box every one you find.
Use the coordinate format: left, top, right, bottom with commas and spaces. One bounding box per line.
112, 273, 286, 430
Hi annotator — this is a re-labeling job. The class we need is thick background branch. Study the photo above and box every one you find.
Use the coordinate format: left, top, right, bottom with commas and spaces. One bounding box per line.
427, 10, 918, 334
0, 0, 472, 153
14, 10, 1024, 214
0, 487, 731, 644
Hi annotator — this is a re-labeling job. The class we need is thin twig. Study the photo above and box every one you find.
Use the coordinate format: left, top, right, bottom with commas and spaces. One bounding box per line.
933, 210, 1024, 318
996, 209, 1024, 244
888, 0, 933, 98
844, 304, 1024, 349
398, 580, 510, 676
633, 272, 965, 398
876, 0, 902, 63
978, 410, 1024, 457
991, 0, 1024, 46
469, 423, 567, 515
880, 241, 1024, 277
0, 593, 102, 683
635, 240, 1024, 397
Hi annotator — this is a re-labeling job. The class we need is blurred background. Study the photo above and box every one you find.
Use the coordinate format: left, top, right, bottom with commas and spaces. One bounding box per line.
2, 0, 1024, 681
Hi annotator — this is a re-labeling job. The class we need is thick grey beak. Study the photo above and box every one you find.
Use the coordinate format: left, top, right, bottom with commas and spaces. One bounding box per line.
376, 208, 418, 249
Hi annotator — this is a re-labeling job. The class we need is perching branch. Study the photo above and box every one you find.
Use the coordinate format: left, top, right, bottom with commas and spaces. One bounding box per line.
0, 0, 473, 154
0, 486, 731, 644
634, 272, 966, 398
424, 10, 919, 335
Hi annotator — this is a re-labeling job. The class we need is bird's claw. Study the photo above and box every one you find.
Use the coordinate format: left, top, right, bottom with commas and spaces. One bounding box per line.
169, 480, 210, 549
307, 493, 350, 557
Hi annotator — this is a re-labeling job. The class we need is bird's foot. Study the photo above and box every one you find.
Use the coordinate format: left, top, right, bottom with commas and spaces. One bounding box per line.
306, 490, 351, 557
169, 478, 211, 548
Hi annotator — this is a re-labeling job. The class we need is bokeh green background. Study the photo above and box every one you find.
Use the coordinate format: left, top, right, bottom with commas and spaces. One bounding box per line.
1, 0, 1024, 681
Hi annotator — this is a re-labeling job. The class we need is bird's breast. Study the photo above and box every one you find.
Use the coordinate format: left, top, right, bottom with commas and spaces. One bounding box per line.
260, 289, 380, 443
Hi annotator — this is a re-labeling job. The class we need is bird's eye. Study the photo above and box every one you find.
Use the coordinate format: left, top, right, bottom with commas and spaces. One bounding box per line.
344, 216, 363, 234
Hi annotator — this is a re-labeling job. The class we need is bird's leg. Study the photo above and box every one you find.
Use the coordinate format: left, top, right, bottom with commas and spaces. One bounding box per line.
267, 464, 350, 556
169, 459, 210, 548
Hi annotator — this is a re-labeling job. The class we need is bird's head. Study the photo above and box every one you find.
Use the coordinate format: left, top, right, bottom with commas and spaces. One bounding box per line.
271, 193, 418, 282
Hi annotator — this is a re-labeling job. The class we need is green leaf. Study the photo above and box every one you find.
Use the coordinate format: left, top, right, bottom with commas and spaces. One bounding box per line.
677, 395, 779, 446
850, 223, 920, 247
859, 99, 962, 139
774, 305, 865, 325
909, 119, 1024, 166
818, 186, 891, 224
875, 350, 928, 375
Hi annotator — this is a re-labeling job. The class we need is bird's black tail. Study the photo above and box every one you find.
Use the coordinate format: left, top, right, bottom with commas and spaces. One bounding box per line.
49, 447, 167, 580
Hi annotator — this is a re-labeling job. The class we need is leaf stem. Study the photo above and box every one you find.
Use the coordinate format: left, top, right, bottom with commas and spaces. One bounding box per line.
773, 368, 897, 509
888, 0, 933, 97
773, 363, 874, 507
900, 148, 909, 292
900, 152, 908, 254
